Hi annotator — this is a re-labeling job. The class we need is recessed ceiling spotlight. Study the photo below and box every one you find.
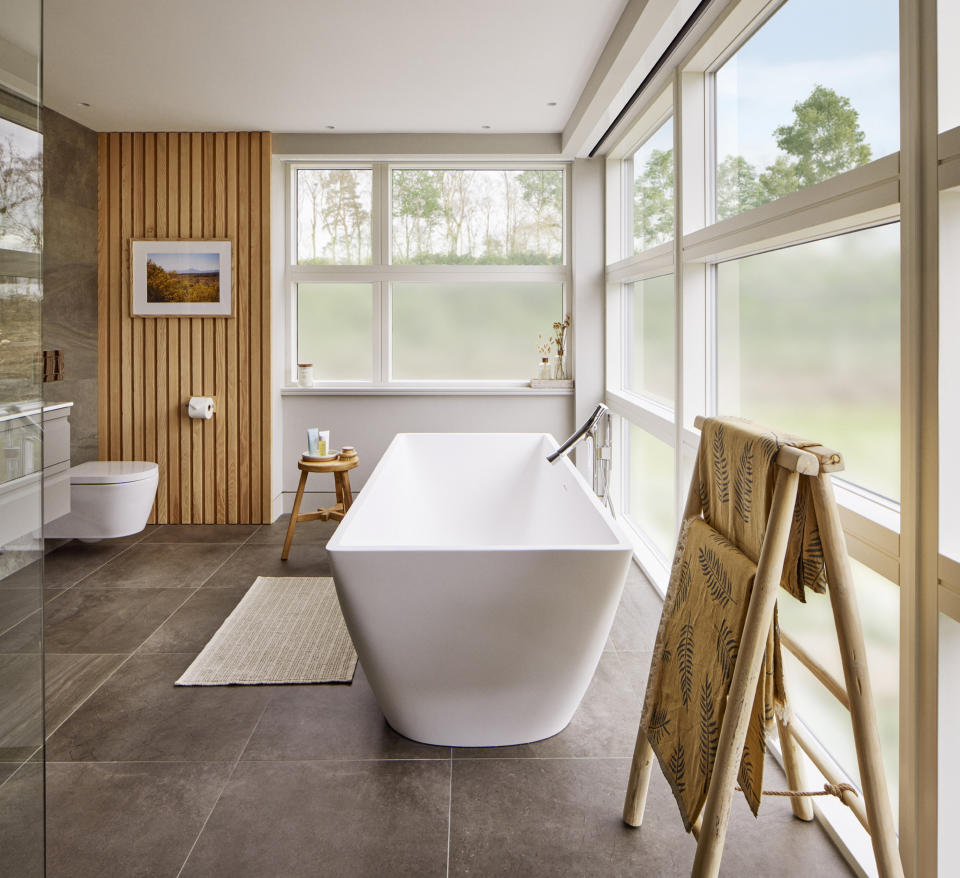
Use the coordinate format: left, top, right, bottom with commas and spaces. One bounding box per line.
78, 101, 90, 107
325, 125, 336, 130
546, 101, 557, 107
481, 124, 491, 129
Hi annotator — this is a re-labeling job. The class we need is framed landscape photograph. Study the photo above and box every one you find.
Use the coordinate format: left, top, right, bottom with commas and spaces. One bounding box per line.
131, 239, 232, 317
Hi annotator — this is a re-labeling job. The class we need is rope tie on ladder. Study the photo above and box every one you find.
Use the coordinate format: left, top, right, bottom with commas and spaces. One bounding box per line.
735, 782, 859, 802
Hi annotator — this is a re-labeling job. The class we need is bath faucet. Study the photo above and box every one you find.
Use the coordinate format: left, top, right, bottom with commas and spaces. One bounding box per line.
548, 403, 614, 511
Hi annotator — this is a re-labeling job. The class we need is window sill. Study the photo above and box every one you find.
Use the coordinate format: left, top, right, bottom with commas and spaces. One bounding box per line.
280, 384, 575, 398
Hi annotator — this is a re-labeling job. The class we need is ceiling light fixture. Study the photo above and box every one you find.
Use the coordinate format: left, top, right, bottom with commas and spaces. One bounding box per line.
481, 124, 491, 129
547, 101, 557, 107
325, 125, 335, 130
78, 101, 90, 107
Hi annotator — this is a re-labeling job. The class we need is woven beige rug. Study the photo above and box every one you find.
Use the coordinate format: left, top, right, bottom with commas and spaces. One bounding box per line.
176, 576, 357, 686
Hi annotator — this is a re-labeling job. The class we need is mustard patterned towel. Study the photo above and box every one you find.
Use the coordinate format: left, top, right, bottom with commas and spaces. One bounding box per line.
696, 416, 829, 602
641, 518, 773, 829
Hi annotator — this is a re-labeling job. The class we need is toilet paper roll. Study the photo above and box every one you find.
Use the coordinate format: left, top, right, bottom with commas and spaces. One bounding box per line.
187, 397, 215, 419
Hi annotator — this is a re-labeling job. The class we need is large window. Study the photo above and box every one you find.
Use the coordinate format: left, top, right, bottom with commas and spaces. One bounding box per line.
715, 0, 899, 220
715, 224, 900, 500
603, 0, 911, 870
288, 164, 567, 385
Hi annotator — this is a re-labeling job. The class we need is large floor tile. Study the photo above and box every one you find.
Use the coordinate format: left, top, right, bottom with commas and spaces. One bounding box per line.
138, 588, 247, 654
453, 652, 643, 759
2, 542, 133, 593
242, 663, 446, 762
44, 653, 127, 734
0, 655, 43, 761
609, 568, 665, 652
77, 542, 238, 589
179, 760, 450, 878
140, 524, 260, 544
46, 761, 233, 878
248, 514, 338, 546
0, 589, 41, 637
45, 653, 271, 762
0, 587, 189, 654
0, 762, 44, 876
201, 541, 331, 588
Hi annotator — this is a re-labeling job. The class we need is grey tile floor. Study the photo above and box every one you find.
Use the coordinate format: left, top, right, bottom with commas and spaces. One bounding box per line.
0, 518, 853, 877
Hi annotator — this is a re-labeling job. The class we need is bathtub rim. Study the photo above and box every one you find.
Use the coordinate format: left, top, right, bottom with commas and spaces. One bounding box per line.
326, 431, 633, 554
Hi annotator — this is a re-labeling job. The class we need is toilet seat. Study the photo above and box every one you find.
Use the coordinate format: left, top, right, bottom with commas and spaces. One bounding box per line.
70, 461, 158, 484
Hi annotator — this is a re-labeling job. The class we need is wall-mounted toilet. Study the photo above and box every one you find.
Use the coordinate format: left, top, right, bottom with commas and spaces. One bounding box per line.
45, 461, 159, 541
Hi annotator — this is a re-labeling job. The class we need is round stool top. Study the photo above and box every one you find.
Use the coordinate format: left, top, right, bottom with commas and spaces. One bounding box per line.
298, 455, 358, 473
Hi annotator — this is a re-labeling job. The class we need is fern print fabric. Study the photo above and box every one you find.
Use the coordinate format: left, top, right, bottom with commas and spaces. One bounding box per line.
641, 518, 768, 829
697, 416, 829, 602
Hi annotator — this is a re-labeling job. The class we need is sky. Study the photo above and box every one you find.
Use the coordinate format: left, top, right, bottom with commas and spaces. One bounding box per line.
149, 251, 219, 273
715, 0, 900, 170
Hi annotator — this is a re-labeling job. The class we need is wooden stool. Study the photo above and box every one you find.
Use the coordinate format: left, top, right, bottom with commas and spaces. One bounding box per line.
281, 455, 359, 560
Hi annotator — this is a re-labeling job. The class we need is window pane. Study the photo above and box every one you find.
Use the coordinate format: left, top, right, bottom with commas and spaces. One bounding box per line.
626, 424, 675, 559
0, 118, 42, 255
940, 190, 960, 560
297, 284, 372, 380
716, 224, 899, 500
778, 559, 899, 819
391, 282, 561, 380
940, 0, 960, 132
296, 169, 372, 265
391, 169, 563, 265
715, 0, 899, 220
625, 274, 674, 407
632, 118, 674, 252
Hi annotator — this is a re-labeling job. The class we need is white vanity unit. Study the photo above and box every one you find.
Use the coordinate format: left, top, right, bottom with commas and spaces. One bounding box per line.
0, 401, 72, 546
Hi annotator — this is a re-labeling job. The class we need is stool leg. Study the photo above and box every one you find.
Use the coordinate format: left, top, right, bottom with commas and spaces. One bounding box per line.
340, 471, 354, 512
281, 470, 308, 560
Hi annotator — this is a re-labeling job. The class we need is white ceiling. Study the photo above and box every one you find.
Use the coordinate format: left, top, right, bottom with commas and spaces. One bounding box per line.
41, 0, 629, 135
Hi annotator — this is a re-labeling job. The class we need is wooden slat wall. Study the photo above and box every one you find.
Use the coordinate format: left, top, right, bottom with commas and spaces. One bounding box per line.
97, 131, 272, 524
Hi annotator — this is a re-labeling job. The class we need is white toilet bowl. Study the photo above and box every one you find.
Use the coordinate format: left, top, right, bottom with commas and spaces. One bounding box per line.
45, 461, 159, 540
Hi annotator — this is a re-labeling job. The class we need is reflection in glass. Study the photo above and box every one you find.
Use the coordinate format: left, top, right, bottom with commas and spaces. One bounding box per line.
391, 169, 563, 265
0, 0, 45, 866
715, 0, 898, 220
716, 224, 900, 500
625, 274, 674, 407
297, 284, 373, 381
631, 119, 673, 253
296, 169, 372, 265
626, 424, 675, 559
391, 282, 561, 380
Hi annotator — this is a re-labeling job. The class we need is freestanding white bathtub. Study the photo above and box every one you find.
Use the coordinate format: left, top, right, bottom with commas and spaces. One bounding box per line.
326, 433, 633, 747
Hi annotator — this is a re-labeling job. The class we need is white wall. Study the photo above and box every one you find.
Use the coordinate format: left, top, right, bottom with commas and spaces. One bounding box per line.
269, 135, 605, 520
279, 392, 573, 511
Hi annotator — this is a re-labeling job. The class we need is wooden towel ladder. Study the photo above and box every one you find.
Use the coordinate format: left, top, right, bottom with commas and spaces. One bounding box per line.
622, 416, 904, 878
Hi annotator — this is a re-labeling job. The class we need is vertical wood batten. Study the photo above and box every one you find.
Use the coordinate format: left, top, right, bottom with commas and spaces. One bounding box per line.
144, 134, 157, 523
96, 136, 109, 460
249, 134, 262, 522
238, 133, 251, 522
226, 133, 239, 523
108, 134, 121, 460
155, 133, 168, 522
98, 131, 271, 524
214, 133, 227, 523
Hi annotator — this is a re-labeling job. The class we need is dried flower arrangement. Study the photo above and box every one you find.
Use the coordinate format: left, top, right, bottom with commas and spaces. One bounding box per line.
552, 314, 572, 364
536, 334, 553, 357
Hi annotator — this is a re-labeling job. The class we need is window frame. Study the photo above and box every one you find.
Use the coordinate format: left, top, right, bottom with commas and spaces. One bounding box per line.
284, 160, 571, 390
602, 0, 915, 871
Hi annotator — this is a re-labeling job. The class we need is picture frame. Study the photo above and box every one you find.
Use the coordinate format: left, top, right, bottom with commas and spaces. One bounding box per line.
131, 239, 233, 317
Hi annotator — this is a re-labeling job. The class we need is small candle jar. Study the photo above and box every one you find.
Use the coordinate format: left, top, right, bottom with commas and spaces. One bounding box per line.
297, 363, 314, 386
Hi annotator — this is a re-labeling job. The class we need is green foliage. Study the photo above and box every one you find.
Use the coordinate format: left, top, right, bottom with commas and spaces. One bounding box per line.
633, 147, 673, 247
711, 85, 873, 221
774, 85, 873, 188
